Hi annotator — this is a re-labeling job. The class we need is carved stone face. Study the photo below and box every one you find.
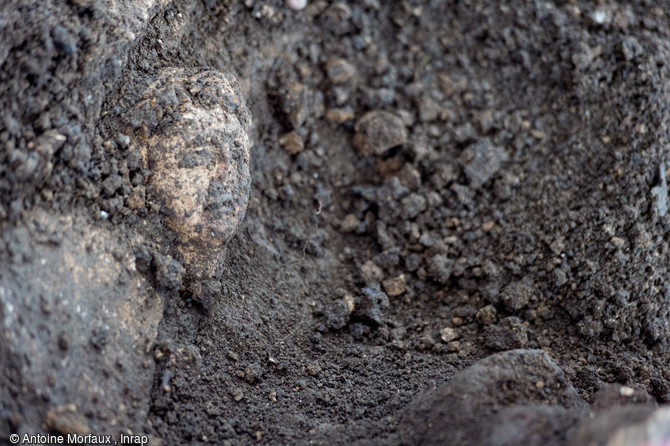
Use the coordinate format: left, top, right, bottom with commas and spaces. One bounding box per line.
130, 68, 252, 277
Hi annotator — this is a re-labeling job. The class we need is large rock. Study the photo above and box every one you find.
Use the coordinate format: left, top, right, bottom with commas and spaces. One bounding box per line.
0, 210, 163, 436
398, 349, 670, 446
398, 349, 587, 446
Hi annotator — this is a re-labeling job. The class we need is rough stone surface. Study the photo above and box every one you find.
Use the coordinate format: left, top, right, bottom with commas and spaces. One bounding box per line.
0, 211, 162, 436
353, 111, 408, 156
398, 350, 587, 446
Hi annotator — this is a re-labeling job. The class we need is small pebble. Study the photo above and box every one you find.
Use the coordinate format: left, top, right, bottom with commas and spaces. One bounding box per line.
427, 254, 453, 284
327, 107, 355, 123
340, 214, 360, 233
307, 362, 322, 376
279, 131, 305, 155
610, 237, 625, 248
353, 111, 408, 156
117, 133, 131, 149
440, 327, 459, 343
324, 299, 351, 330
232, 388, 244, 402
476, 305, 497, 326
285, 0, 306, 10
501, 279, 536, 312
460, 139, 508, 189
481, 221, 495, 231
382, 274, 406, 297
360, 260, 384, 283
619, 386, 635, 397
554, 269, 568, 287
325, 57, 357, 84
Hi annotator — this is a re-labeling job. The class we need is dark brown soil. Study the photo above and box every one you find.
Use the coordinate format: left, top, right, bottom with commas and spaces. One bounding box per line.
3, 0, 670, 444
